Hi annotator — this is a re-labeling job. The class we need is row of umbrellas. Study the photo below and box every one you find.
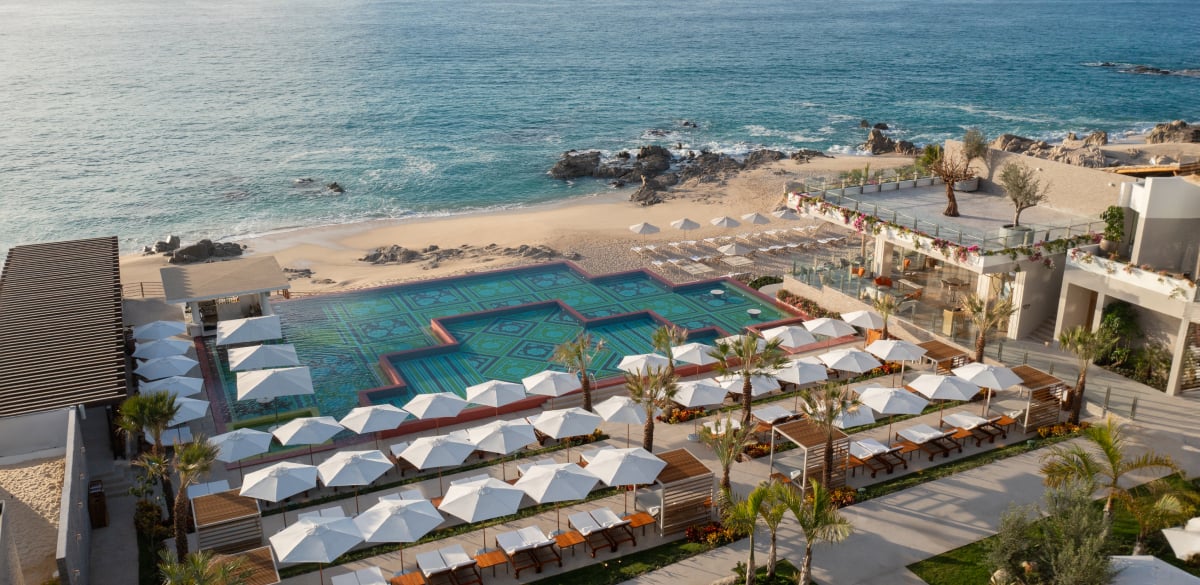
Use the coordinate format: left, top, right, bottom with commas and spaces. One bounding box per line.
629, 209, 802, 237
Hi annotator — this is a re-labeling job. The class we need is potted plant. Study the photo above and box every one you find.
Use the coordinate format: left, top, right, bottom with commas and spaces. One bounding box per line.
1099, 205, 1124, 254
998, 160, 1049, 247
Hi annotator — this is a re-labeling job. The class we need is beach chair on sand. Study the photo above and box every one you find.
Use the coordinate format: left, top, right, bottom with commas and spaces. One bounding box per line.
518, 526, 562, 571
896, 424, 962, 461
569, 511, 614, 556
591, 507, 637, 549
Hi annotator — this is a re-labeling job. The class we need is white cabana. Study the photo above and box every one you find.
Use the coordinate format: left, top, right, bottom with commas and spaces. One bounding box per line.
954, 362, 1022, 416
240, 461, 318, 503
316, 450, 393, 512
269, 517, 363, 584
135, 355, 199, 380
585, 447, 666, 513
236, 367, 314, 401
674, 380, 728, 408
212, 428, 274, 463
718, 374, 779, 397
402, 392, 468, 422
465, 380, 526, 409
354, 498, 443, 570
595, 395, 648, 446
133, 338, 193, 359
866, 339, 928, 384
272, 416, 344, 464
227, 343, 300, 371
515, 463, 599, 530
804, 317, 857, 340
771, 209, 800, 220
339, 404, 410, 435
398, 435, 476, 471
772, 362, 827, 386
466, 419, 537, 456
215, 315, 283, 347
529, 407, 602, 440
841, 310, 883, 330
437, 477, 524, 550
167, 397, 210, 427
819, 348, 882, 374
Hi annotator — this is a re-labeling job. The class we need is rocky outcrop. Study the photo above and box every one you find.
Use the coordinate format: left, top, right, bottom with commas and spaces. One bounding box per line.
360, 243, 559, 266
861, 129, 918, 155
326, 182, 344, 193
548, 150, 603, 180
743, 149, 786, 169
1082, 131, 1108, 146
991, 134, 1047, 153
791, 148, 831, 162
151, 235, 180, 253
1146, 120, 1200, 144
990, 134, 1110, 168
168, 239, 245, 264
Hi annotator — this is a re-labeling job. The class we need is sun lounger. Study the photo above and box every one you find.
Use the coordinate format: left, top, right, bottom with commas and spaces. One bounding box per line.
439, 544, 482, 585
518, 526, 562, 571
702, 418, 742, 437
331, 567, 388, 585
591, 507, 637, 548
495, 530, 541, 578
849, 438, 907, 477
568, 511, 614, 556
416, 550, 451, 578
897, 424, 962, 461
942, 412, 1007, 446
752, 405, 795, 426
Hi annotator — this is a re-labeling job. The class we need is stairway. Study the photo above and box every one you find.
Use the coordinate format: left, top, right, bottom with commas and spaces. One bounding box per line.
1026, 317, 1058, 346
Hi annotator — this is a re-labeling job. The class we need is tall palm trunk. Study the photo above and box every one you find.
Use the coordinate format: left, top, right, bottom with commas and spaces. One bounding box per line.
642, 417, 654, 452
822, 434, 834, 486
767, 532, 777, 580
744, 532, 756, 585
163, 476, 177, 525
1068, 368, 1087, 425
742, 377, 754, 428
800, 542, 815, 585
581, 371, 593, 412
721, 466, 732, 495
173, 483, 191, 561
974, 331, 986, 363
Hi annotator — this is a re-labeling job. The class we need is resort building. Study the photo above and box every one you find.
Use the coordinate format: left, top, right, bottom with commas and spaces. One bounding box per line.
158, 256, 291, 336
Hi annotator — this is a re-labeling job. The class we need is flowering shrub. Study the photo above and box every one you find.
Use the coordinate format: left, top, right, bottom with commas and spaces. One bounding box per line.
829, 486, 858, 508
1036, 421, 1090, 438
685, 521, 742, 546
741, 441, 772, 460
656, 407, 706, 424
775, 290, 838, 319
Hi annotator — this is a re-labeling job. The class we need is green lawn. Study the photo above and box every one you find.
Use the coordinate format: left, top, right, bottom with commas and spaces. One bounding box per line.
527, 539, 713, 585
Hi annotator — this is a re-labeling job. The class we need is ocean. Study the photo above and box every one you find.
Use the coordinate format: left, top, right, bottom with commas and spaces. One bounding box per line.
1, 0, 1197, 254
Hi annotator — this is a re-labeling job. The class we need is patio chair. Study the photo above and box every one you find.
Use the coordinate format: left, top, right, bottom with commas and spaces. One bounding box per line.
568, 511, 614, 556
495, 530, 540, 578
942, 412, 1007, 447
518, 526, 562, 571
896, 424, 962, 461
591, 508, 637, 548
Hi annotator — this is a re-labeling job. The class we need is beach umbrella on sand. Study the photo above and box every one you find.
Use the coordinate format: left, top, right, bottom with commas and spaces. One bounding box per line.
629, 222, 660, 237
670, 342, 718, 366
166, 397, 209, 427
907, 374, 979, 424
402, 392, 468, 431
398, 435, 476, 494
670, 218, 701, 231
741, 212, 771, 225
272, 416, 344, 465
133, 338, 193, 360
438, 477, 524, 551
857, 386, 929, 441
215, 315, 282, 346
317, 450, 393, 513
212, 428, 273, 481
227, 343, 300, 372
132, 320, 187, 341
339, 405, 411, 450
711, 216, 740, 228
866, 339, 927, 385
586, 448, 666, 514
953, 363, 1022, 417
140, 375, 204, 398
515, 463, 600, 531
354, 498, 443, 572
270, 517, 363, 585
761, 325, 817, 349
465, 380, 526, 416
841, 310, 884, 331
618, 353, 670, 374
595, 396, 648, 446
718, 242, 755, 256
136, 355, 199, 380
772, 209, 800, 221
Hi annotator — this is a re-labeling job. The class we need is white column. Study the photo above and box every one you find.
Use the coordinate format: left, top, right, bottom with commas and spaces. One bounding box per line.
259, 292, 274, 317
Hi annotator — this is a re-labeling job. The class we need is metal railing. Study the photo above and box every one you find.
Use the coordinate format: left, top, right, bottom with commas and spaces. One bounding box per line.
120, 281, 164, 298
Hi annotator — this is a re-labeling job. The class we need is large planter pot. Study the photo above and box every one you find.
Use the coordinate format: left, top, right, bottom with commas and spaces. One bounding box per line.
916, 177, 934, 186
881, 181, 898, 191
898, 179, 917, 189
954, 177, 980, 192
1001, 225, 1034, 247
862, 184, 880, 194
1099, 238, 1119, 254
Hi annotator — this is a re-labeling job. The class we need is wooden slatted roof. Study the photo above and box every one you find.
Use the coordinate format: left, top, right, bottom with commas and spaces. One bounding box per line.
215, 546, 279, 585
193, 490, 261, 527
1012, 365, 1067, 391
655, 448, 712, 485
0, 237, 129, 417
774, 418, 847, 448
917, 339, 969, 362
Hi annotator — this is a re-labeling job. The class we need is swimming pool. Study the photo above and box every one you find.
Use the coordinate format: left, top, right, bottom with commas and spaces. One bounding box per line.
208, 262, 790, 425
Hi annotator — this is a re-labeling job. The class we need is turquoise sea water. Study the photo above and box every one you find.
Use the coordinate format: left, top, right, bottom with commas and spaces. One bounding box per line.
1, 0, 1198, 254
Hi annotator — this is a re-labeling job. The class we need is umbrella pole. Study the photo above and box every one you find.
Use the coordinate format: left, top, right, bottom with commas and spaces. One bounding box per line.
308, 445, 315, 466
982, 387, 992, 417
627, 424, 631, 447
624, 485, 630, 515
354, 488, 360, 514
886, 415, 894, 446
319, 563, 324, 585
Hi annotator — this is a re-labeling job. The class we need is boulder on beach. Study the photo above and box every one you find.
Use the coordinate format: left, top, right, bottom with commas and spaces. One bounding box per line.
168, 239, 244, 264
549, 150, 603, 180
1146, 120, 1200, 144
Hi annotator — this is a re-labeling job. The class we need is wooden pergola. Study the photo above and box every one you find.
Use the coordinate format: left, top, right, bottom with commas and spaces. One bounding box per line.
1012, 365, 1069, 433
767, 418, 849, 489
193, 489, 264, 554
214, 546, 279, 585
647, 448, 714, 535
917, 339, 972, 374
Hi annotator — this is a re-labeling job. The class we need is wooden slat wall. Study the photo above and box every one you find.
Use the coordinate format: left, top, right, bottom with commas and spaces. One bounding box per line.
660, 474, 713, 534
197, 517, 264, 555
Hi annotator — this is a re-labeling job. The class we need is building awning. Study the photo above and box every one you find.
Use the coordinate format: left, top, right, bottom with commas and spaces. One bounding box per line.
0, 236, 129, 417
160, 256, 289, 305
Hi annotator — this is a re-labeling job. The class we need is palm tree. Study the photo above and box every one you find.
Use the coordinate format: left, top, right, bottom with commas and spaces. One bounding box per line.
650, 324, 688, 377
552, 333, 607, 412
1124, 478, 1200, 555
721, 483, 769, 585
172, 436, 220, 561
118, 391, 181, 455
958, 293, 1015, 363
159, 549, 250, 585
623, 366, 678, 451
760, 481, 790, 580
1057, 325, 1118, 425
699, 414, 753, 498
872, 293, 898, 340
797, 382, 862, 486
929, 151, 975, 217
1041, 417, 1180, 518
711, 335, 788, 428
780, 479, 853, 585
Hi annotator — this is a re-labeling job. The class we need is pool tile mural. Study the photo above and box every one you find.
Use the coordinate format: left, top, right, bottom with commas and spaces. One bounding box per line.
208, 262, 788, 424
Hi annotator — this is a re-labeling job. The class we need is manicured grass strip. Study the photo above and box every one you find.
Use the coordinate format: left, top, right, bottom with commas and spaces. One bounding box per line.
526, 538, 711, 585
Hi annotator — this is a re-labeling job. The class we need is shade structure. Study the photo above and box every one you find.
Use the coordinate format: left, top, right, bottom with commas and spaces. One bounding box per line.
718, 374, 779, 397
1162, 519, 1200, 561
804, 317, 857, 339
670, 218, 701, 231
465, 420, 537, 455
339, 404, 410, 435
140, 375, 204, 398
167, 396, 210, 427
772, 361, 827, 386
402, 392, 467, 420
841, 310, 884, 330
317, 450, 392, 488
465, 380, 526, 408
269, 516, 363, 584
240, 461, 318, 502
819, 348, 882, 374
135, 355, 198, 380
674, 380, 728, 408
398, 435, 476, 470
586, 448, 665, 487
857, 386, 929, 415
670, 342, 718, 366
227, 343, 300, 372
952, 363, 1022, 389
212, 428, 273, 463
132, 338, 193, 360
215, 315, 282, 346
717, 242, 754, 256
866, 340, 927, 362
617, 353, 670, 374
594, 396, 646, 425
529, 407, 603, 440
711, 216, 740, 228
907, 374, 979, 402
236, 367, 314, 401
761, 325, 817, 349
741, 212, 770, 225
515, 463, 599, 505
272, 416, 344, 462
521, 370, 580, 398
716, 334, 766, 352
438, 477, 524, 549
629, 222, 660, 236
354, 498, 443, 544
771, 209, 800, 220
132, 320, 187, 341
832, 407, 876, 429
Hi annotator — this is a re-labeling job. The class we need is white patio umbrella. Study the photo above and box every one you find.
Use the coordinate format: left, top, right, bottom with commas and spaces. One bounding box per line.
718, 373, 779, 397
515, 463, 600, 530
907, 374, 980, 424
674, 380, 729, 409
773, 361, 828, 386
1162, 518, 1200, 561
804, 317, 857, 347
167, 397, 209, 427
438, 477, 524, 550
133, 338, 193, 360
670, 342, 718, 366
215, 315, 282, 346
465, 380, 526, 416
711, 216, 740, 228
741, 212, 771, 225
212, 428, 273, 481
236, 366, 314, 401
617, 353, 670, 374
398, 434, 477, 493
270, 517, 363, 584
317, 450, 393, 513
354, 498, 443, 571
140, 376, 204, 398
585, 447, 666, 513
670, 218, 701, 231
761, 325, 817, 349
857, 386, 929, 441
135, 355, 199, 380
819, 348, 882, 374
629, 222, 661, 236
866, 339, 928, 385
833, 407, 876, 429
717, 334, 766, 352
272, 416, 344, 464
841, 310, 884, 330
953, 363, 1022, 416
339, 404, 410, 450
466, 419, 537, 479
529, 407, 602, 461
718, 242, 755, 256
132, 320, 187, 341
241, 461, 318, 525
771, 209, 800, 220
521, 370, 580, 409
227, 343, 300, 371
594, 395, 647, 446
402, 392, 468, 431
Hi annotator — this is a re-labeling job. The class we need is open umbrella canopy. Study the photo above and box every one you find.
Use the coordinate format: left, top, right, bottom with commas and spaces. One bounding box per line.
240, 461, 318, 502
670, 342, 718, 366
804, 317, 857, 338
841, 310, 884, 330
465, 420, 537, 455
515, 463, 599, 504
617, 353, 670, 374
670, 218, 701, 231
741, 212, 771, 225
711, 216, 740, 228
140, 376, 204, 398
674, 380, 728, 408
717, 242, 755, 256
227, 343, 300, 371
167, 397, 210, 427
819, 348, 882, 373
761, 325, 817, 348
521, 370, 580, 398
857, 386, 929, 415
718, 374, 779, 397
833, 407, 876, 429
716, 334, 766, 352
866, 340, 927, 362
212, 428, 273, 463
133, 338, 193, 360
465, 380, 526, 408
339, 404, 410, 435
771, 361, 828, 386
529, 407, 602, 439
402, 392, 468, 420
1162, 518, 1200, 561
398, 435, 476, 470
629, 222, 660, 236
215, 315, 282, 346
594, 396, 647, 425
269, 517, 363, 564
272, 416, 344, 447
772, 209, 801, 220
437, 477, 524, 524
236, 367, 314, 401
585, 448, 666, 487
132, 320, 187, 341
354, 498, 443, 543
953, 363, 1022, 389
907, 374, 979, 402
317, 450, 393, 487
135, 355, 199, 380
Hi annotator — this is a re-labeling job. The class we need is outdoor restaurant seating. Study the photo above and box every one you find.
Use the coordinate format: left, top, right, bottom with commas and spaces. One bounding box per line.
941, 412, 1007, 446
849, 438, 907, 478
896, 424, 962, 461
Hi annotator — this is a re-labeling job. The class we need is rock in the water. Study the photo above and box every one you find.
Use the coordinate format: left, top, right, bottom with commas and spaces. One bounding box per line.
873, 122, 889, 130
549, 150, 603, 180
743, 149, 786, 169
894, 140, 918, 155
1146, 120, 1200, 144
859, 119, 870, 128
1067, 132, 1077, 140
1083, 130, 1108, 146
326, 182, 345, 193
293, 177, 315, 185
153, 235, 181, 253
862, 128, 896, 155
